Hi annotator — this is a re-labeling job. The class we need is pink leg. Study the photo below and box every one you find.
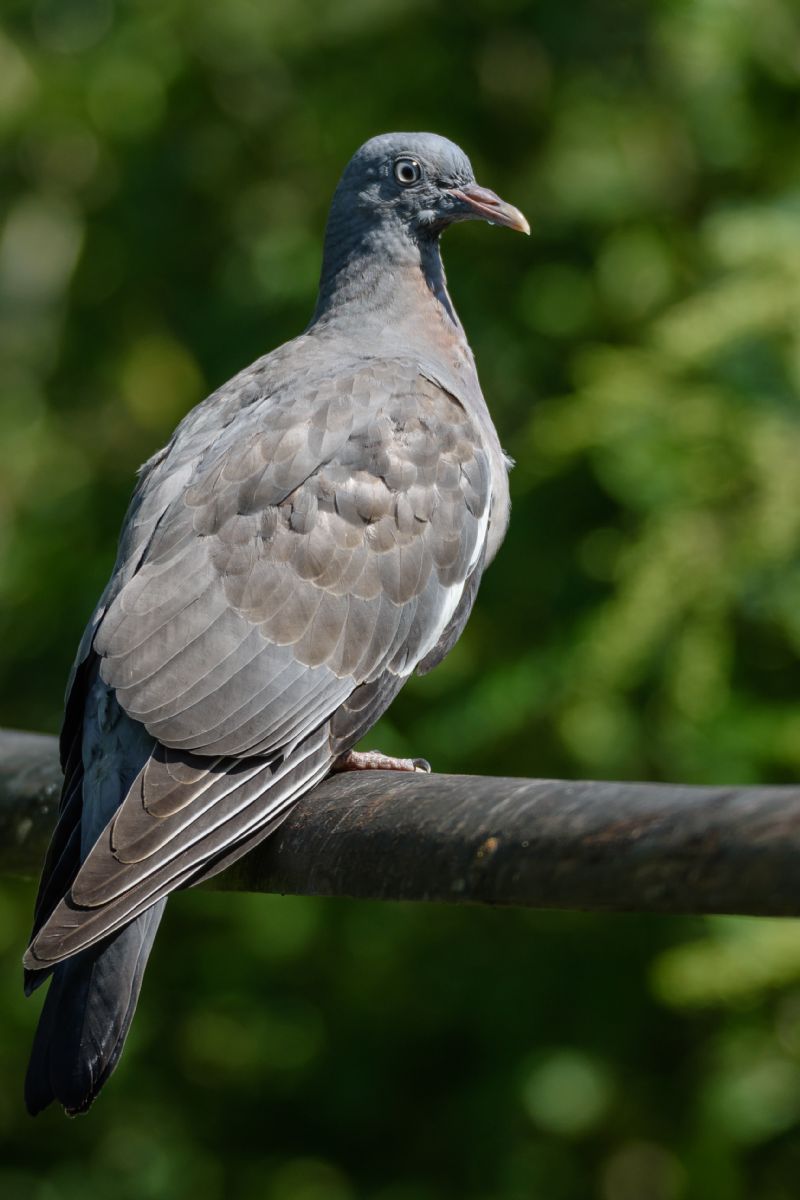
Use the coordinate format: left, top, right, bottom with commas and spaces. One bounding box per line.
333, 749, 432, 774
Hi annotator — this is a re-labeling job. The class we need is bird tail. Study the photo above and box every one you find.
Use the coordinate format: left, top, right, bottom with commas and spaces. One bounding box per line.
24, 897, 166, 1117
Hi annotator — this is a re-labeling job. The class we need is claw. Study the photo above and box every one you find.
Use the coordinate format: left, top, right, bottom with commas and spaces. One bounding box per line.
333, 750, 432, 774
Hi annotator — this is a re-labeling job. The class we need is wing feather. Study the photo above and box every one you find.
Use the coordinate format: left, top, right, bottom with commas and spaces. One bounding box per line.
25, 726, 331, 967
28, 352, 499, 971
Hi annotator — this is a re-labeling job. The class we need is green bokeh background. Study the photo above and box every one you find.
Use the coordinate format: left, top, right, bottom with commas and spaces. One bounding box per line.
2, 0, 800, 1196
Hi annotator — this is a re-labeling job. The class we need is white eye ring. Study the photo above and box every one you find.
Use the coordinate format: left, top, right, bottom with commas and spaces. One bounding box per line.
394, 158, 422, 186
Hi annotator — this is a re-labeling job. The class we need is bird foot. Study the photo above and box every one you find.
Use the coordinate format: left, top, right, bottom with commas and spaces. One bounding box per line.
333, 750, 431, 774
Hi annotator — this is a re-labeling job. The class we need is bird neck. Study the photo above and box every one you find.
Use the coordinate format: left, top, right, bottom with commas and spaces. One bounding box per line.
309, 216, 465, 348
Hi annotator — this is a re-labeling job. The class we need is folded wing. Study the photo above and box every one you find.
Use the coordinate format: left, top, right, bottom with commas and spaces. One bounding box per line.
25, 357, 492, 969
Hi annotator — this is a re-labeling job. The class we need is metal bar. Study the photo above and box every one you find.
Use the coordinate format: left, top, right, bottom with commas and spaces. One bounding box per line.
2, 727, 799, 916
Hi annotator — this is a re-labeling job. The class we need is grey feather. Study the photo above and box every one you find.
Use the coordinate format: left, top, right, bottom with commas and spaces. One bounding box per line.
24, 130, 521, 1113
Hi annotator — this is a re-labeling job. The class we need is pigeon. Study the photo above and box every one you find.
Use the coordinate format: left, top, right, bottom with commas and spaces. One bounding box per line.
22, 131, 528, 1115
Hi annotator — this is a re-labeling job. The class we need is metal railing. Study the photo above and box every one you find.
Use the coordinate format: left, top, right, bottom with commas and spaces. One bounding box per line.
2, 727, 799, 916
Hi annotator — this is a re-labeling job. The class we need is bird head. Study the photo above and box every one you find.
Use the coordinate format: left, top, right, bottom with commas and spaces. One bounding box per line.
333, 132, 530, 241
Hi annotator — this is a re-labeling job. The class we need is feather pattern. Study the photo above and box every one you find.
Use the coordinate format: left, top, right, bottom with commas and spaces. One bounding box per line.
24, 359, 496, 975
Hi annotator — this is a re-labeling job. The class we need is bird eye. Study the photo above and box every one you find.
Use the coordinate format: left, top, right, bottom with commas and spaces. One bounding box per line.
394, 158, 422, 186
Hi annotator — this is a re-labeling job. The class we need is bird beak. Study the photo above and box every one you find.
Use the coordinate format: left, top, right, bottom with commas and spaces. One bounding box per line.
447, 184, 530, 235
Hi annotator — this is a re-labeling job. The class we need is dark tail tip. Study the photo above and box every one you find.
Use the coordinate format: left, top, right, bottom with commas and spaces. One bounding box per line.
23, 899, 167, 1116
24, 965, 61, 1116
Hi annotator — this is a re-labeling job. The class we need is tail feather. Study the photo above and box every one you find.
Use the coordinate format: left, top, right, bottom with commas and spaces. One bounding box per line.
24, 661, 334, 1116
25, 898, 166, 1116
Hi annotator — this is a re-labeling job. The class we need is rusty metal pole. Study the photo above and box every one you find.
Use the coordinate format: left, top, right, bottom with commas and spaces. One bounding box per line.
2, 727, 800, 916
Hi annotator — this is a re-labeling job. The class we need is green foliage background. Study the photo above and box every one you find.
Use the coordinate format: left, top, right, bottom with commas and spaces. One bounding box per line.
2, 0, 800, 1196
